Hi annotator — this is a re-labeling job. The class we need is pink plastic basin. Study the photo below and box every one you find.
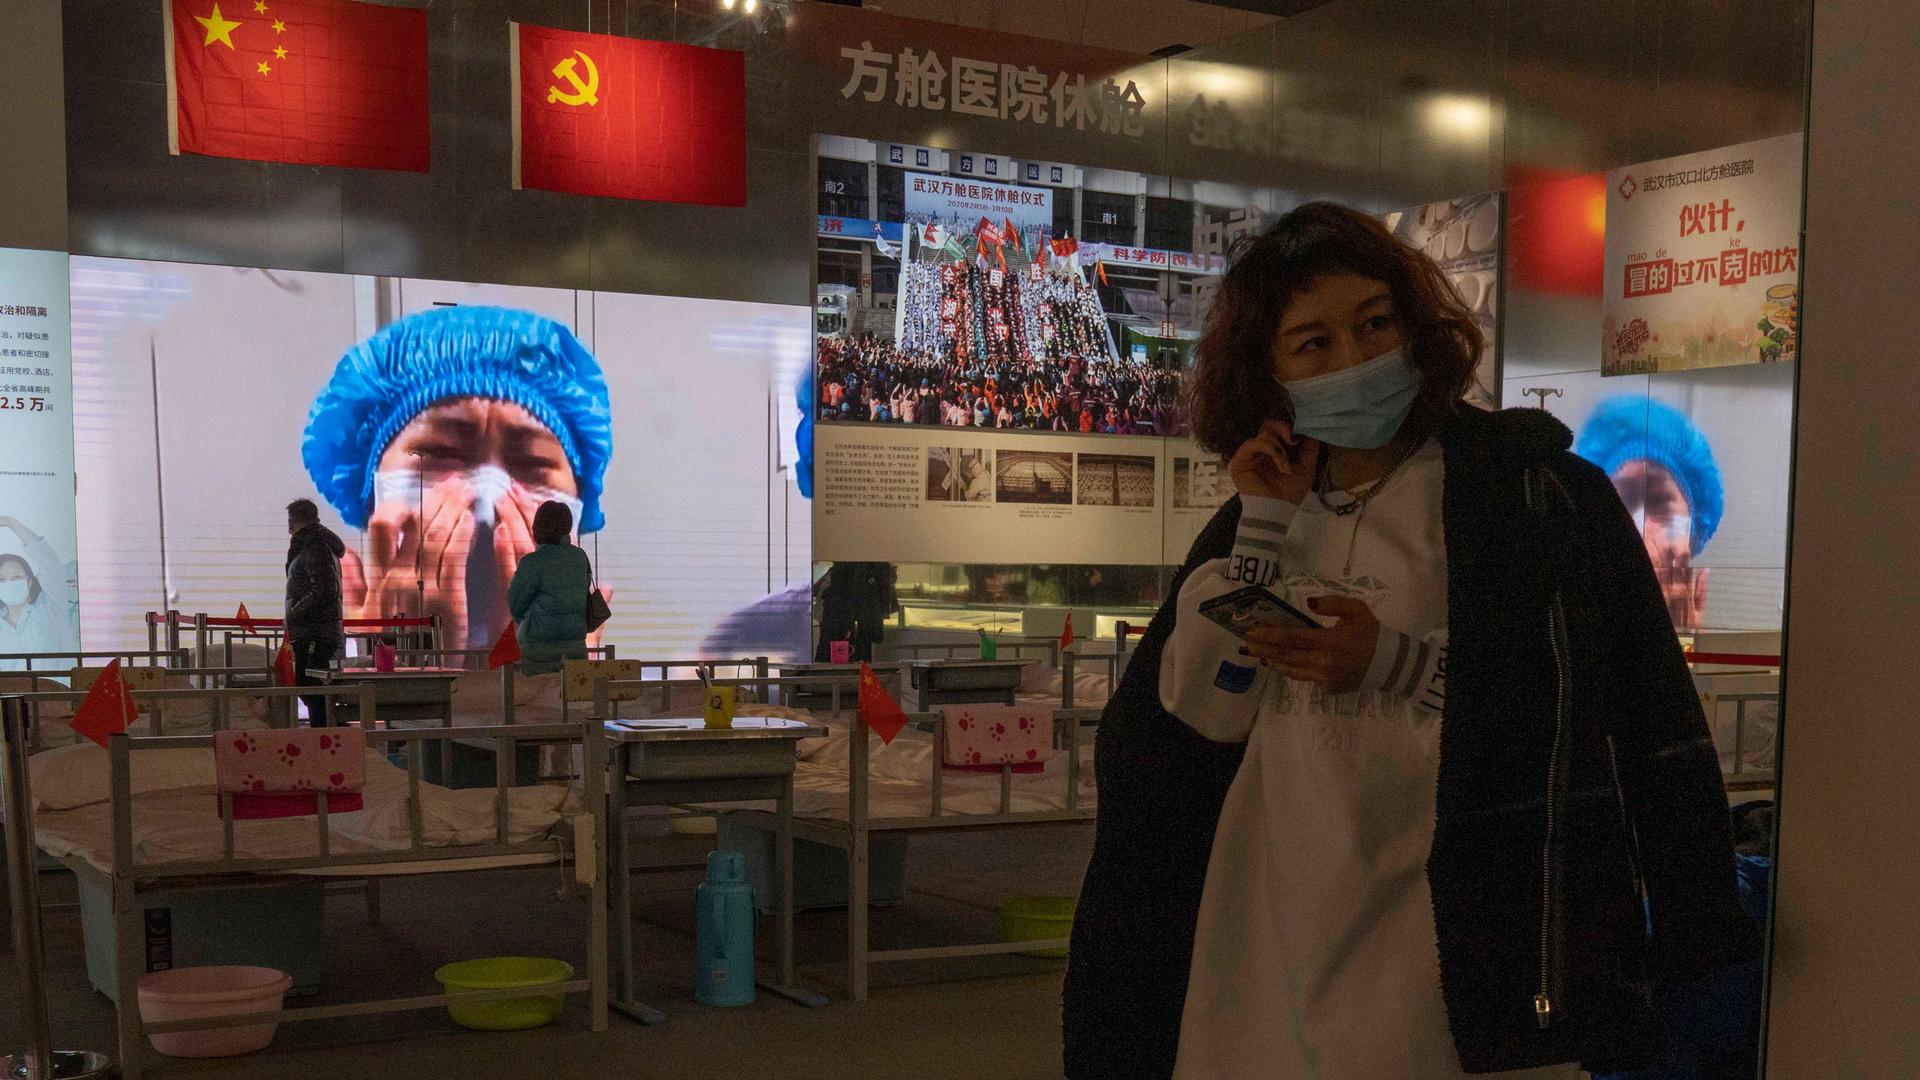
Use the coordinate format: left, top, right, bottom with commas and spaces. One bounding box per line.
136, 966, 292, 1058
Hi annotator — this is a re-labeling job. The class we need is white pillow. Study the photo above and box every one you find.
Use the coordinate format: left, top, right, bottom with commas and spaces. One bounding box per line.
28, 742, 217, 811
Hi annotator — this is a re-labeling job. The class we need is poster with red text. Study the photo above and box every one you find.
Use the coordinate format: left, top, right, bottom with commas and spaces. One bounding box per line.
1603, 133, 1803, 376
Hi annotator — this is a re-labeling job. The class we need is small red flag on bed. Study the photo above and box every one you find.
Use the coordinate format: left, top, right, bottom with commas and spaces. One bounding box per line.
858, 662, 909, 746
70, 658, 138, 748
274, 642, 297, 687
1060, 613, 1076, 652
235, 602, 256, 633
488, 622, 522, 670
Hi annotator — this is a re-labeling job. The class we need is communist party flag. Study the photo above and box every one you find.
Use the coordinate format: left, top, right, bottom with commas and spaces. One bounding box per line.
167, 0, 430, 171
857, 662, 909, 746
514, 23, 746, 207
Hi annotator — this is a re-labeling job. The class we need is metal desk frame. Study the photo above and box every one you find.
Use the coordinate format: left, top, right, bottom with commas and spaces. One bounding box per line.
599, 705, 830, 1023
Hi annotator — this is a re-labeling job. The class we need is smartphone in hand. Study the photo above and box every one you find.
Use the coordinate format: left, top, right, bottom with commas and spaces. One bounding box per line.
1198, 585, 1320, 639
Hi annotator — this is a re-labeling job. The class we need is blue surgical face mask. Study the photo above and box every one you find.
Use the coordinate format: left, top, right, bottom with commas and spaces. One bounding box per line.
1280, 348, 1420, 450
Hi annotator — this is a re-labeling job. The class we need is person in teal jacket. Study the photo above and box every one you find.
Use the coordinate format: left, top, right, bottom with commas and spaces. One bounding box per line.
506, 501, 594, 674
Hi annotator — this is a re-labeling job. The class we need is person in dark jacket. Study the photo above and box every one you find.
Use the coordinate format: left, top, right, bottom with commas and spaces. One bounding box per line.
506, 501, 593, 675
284, 498, 346, 725
1061, 204, 1757, 1078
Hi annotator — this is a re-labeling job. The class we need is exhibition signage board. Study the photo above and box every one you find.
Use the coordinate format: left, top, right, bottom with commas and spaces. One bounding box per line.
0, 247, 80, 655
812, 423, 1227, 567
513, 23, 747, 207
789, 4, 1165, 176
166, 0, 431, 171
903, 173, 1054, 233
1603, 133, 1803, 376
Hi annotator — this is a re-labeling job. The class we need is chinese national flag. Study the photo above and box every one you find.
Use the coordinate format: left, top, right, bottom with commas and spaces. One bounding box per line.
487, 622, 522, 670
514, 23, 745, 207
71, 659, 139, 749
857, 662, 909, 746
235, 602, 256, 633
167, 0, 431, 172
273, 642, 297, 686
1060, 613, 1077, 652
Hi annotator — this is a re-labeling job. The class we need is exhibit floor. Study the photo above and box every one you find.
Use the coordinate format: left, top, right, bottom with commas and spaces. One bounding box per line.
9, 823, 1091, 1080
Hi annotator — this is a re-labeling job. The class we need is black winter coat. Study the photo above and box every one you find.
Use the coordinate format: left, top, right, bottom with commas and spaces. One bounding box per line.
284, 524, 345, 645
1062, 407, 1758, 1077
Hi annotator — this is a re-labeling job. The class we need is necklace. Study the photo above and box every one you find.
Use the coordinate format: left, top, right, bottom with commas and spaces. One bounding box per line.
1314, 436, 1427, 576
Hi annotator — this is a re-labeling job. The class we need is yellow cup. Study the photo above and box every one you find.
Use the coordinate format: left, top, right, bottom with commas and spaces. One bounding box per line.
702, 686, 736, 730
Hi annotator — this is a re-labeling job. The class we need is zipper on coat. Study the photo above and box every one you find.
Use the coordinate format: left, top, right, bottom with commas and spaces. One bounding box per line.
1532, 467, 1574, 1031
1606, 735, 1647, 904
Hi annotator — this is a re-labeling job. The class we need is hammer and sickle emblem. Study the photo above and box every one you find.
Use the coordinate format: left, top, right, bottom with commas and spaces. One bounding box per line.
547, 50, 599, 107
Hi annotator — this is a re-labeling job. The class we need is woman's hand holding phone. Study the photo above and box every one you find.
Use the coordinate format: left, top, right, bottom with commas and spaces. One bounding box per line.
1229, 420, 1320, 505
1240, 596, 1381, 694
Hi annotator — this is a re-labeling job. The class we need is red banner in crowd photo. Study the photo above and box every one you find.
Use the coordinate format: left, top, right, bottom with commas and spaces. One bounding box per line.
167, 0, 431, 172
513, 23, 746, 207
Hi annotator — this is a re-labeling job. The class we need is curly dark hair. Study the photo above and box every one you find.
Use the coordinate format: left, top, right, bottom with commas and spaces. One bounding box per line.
1184, 202, 1483, 458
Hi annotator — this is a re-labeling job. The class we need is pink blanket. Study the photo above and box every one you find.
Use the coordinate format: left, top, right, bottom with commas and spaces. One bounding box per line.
214, 729, 366, 820
941, 705, 1052, 774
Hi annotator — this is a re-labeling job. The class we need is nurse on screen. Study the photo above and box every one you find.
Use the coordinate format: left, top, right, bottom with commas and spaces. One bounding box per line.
0, 514, 78, 669
301, 306, 613, 651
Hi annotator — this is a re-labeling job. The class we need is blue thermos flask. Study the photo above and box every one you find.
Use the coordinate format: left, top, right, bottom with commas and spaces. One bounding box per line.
696, 850, 756, 1006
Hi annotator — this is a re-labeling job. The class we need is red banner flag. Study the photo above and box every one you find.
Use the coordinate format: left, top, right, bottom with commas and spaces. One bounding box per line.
1003, 217, 1020, 254
273, 642, 297, 686
487, 622, 523, 670
1095, 259, 1109, 286
858, 662, 909, 746
235, 602, 256, 633
167, 0, 430, 172
514, 23, 746, 207
1060, 613, 1077, 652
71, 659, 138, 749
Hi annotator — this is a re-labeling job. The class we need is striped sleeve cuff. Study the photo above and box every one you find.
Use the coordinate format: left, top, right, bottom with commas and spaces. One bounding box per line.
1363, 626, 1448, 713
1225, 495, 1296, 588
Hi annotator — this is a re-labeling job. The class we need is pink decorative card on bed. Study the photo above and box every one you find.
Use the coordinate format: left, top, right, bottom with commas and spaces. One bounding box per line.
214, 728, 366, 820
941, 705, 1052, 773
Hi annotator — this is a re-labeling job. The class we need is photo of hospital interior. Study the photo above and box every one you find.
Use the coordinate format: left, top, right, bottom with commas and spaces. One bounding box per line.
4, 0, 1912, 1078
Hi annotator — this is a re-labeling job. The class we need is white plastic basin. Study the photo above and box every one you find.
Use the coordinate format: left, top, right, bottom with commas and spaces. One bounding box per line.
136, 965, 291, 1058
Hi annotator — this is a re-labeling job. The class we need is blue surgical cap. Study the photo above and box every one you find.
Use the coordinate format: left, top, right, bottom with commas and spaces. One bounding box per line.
303, 306, 613, 532
795, 365, 815, 500
1573, 396, 1723, 556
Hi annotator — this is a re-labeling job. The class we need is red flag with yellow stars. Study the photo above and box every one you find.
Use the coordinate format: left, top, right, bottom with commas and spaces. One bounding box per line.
513, 23, 745, 207
857, 662, 909, 746
167, 0, 430, 171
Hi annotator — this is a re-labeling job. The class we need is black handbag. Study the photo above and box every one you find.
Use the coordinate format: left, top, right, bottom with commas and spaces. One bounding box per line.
585, 573, 612, 633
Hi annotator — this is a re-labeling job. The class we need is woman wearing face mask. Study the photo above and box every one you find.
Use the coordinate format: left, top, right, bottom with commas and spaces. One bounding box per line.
505, 501, 594, 676
0, 515, 77, 670
1062, 204, 1755, 1080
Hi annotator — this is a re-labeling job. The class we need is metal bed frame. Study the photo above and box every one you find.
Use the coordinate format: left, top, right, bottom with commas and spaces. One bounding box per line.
606, 669, 1104, 1000
0, 649, 192, 676
9, 682, 608, 1080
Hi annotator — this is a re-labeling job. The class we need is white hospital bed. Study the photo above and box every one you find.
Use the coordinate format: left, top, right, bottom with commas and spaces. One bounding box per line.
9, 682, 608, 1080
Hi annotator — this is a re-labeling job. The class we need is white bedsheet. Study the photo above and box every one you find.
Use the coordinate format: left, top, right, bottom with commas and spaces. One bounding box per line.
786, 719, 1098, 821
1014, 662, 1116, 709
32, 748, 575, 875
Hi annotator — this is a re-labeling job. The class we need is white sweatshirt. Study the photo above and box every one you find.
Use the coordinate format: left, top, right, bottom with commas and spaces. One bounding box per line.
1166, 443, 1574, 1080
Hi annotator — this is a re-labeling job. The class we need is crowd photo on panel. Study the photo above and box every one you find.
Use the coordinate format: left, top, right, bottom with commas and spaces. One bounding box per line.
815, 333, 1184, 435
